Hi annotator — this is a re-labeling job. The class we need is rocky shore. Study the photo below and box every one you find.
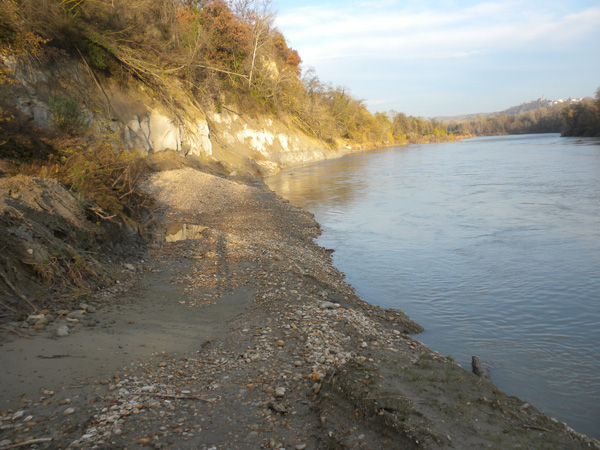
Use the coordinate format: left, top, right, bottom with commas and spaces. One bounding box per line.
0, 168, 598, 449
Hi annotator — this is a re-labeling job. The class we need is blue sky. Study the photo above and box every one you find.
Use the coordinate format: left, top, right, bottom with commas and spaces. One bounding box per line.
273, 0, 600, 117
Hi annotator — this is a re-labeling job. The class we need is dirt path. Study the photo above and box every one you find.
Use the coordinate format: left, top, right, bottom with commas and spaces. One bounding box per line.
0, 168, 597, 449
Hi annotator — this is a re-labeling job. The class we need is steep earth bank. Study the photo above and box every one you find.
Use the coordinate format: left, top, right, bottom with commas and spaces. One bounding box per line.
0, 167, 597, 449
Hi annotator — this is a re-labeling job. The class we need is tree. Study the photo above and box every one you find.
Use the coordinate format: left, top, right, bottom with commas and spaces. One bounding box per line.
232, 0, 274, 88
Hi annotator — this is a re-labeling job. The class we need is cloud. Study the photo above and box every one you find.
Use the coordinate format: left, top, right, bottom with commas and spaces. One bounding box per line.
276, 1, 600, 64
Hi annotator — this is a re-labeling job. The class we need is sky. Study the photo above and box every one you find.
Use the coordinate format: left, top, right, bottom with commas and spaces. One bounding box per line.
273, 0, 600, 117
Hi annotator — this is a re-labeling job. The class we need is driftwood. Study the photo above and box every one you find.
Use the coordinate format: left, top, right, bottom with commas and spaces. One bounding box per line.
37, 354, 85, 359
471, 356, 490, 380
137, 392, 217, 403
0, 326, 25, 337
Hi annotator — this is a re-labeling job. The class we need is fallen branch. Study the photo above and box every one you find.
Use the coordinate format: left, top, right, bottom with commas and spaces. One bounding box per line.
37, 354, 85, 359
137, 392, 217, 403
363, 395, 423, 402
0, 299, 22, 315
0, 438, 53, 449
523, 425, 552, 432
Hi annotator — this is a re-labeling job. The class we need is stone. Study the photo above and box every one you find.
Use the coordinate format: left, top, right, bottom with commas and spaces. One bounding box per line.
63, 407, 75, 415
56, 325, 70, 337
67, 311, 85, 320
26, 314, 45, 324
12, 411, 24, 421
123, 263, 136, 271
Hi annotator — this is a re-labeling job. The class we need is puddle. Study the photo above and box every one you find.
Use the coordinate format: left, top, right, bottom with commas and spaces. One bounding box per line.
165, 223, 208, 242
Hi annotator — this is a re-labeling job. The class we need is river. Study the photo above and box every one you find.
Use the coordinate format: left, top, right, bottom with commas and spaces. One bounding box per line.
265, 133, 600, 439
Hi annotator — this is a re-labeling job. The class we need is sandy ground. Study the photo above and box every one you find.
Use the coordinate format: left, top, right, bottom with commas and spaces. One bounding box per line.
0, 261, 253, 410
0, 168, 598, 449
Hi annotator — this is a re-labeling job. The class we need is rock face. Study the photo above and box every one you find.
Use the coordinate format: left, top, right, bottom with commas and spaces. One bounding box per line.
126, 111, 213, 157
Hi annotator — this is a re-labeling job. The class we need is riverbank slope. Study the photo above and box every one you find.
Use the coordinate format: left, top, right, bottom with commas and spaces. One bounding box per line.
0, 167, 597, 449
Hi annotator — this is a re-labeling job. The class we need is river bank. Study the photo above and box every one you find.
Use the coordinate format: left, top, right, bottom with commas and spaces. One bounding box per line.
0, 167, 597, 449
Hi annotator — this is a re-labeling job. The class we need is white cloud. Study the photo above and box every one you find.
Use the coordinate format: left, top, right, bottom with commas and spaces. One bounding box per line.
276, 1, 600, 64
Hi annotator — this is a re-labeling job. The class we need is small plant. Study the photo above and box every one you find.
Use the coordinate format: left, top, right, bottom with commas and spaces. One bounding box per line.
48, 96, 87, 135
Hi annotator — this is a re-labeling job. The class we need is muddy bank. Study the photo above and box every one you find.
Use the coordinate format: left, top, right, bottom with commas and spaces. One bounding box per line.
0, 168, 597, 449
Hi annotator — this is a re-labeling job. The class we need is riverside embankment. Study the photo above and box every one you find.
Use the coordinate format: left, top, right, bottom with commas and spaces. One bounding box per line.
0, 167, 598, 449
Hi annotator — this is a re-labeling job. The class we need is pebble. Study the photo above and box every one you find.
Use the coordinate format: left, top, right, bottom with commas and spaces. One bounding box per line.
79, 303, 96, 313
319, 301, 338, 309
274, 387, 286, 398
56, 325, 70, 337
12, 411, 24, 421
63, 407, 76, 415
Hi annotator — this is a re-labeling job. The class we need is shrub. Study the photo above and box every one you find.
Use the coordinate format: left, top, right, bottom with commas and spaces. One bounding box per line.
48, 96, 88, 135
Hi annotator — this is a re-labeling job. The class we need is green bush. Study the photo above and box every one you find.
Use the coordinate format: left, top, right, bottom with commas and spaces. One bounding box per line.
48, 96, 88, 135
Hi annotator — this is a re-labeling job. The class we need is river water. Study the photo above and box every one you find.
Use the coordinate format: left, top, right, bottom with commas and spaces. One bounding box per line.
265, 134, 600, 439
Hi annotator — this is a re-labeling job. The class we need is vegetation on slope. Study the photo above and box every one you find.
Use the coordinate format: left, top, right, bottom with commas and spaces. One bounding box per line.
0, 0, 457, 148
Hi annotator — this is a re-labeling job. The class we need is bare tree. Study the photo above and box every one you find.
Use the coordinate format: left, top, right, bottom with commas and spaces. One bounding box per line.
233, 0, 275, 88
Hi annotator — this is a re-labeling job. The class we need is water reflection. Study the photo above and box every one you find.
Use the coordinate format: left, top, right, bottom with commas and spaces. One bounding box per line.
164, 223, 207, 242
265, 147, 401, 210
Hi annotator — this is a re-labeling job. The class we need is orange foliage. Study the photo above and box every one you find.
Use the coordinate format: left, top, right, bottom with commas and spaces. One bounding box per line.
198, 0, 250, 69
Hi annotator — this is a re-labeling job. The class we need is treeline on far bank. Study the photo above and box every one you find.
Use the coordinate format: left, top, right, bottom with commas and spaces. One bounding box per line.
445, 90, 600, 138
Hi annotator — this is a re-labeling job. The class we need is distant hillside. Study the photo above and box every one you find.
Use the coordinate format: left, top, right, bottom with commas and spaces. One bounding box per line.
435, 97, 587, 121
442, 92, 600, 137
